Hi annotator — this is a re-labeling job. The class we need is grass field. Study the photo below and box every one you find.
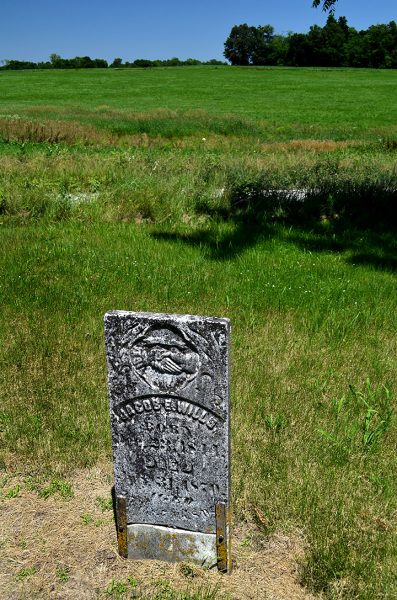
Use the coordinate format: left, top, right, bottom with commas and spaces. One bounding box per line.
1, 66, 397, 599
2, 66, 397, 136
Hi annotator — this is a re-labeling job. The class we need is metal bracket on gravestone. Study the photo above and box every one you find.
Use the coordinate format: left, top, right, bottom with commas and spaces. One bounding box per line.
216, 501, 231, 573
116, 496, 128, 558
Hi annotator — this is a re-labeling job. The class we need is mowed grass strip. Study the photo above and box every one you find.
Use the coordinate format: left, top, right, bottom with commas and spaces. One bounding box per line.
1, 66, 397, 140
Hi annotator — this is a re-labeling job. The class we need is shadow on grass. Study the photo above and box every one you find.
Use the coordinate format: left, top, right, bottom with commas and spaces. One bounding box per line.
152, 219, 397, 274
153, 176, 397, 271
285, 227, 397, 273
152, 220, 272, 261
153, 223, 397, 273
347, 252, 397, 271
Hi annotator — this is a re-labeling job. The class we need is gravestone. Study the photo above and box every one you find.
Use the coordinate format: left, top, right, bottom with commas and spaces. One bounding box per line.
104, 311, 231, 571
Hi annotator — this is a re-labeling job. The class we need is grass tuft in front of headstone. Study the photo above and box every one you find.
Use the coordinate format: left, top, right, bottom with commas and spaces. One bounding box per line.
104, 577, 220, 600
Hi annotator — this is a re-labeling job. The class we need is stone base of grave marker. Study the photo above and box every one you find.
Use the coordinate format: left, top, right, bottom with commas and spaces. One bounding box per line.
105, 311, 231, 572
127, 524, 217, 566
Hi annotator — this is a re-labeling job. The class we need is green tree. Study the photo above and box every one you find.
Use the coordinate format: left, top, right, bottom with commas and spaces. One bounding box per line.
345, 29, 367, 67
224, 24, 259, 65
185, 58, 201, 65
251, 25, 275, 65
268, 34, 290, 65
110, 57, 123, 68
365, 22, 397, 68
314, 14, 349, 66
224, 24, 280, 66
286, 33, 312, 66
50, 53, 63, 68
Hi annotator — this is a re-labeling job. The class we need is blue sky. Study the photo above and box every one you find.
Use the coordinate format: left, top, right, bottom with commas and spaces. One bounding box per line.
1, 0, 396, 63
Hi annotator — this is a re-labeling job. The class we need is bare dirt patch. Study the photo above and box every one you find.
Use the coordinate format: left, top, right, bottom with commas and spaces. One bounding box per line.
0, 465, 319, 599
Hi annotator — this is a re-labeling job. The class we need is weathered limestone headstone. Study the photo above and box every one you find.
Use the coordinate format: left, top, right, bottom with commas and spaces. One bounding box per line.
104, 311, 231, 571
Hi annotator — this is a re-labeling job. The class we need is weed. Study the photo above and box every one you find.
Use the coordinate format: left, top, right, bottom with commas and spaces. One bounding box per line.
146, 581, 220, 599
179, 563, 197, 578
350, 381, 393, 451
0, 475, 10, 489
264, 414, 286, 433
106, 578, 128, 597
240, 536, 252, 547
56, 566, 70, 582
127, 575, 138, 588
96, 495, 113, 511
0, 412, 11, 432
318, 382, 393, 463
5, 483, 20, 498
17, 566, 37, 579
81, 513, 94, 525
154, 580, 172, 594
39, 479, 74, 499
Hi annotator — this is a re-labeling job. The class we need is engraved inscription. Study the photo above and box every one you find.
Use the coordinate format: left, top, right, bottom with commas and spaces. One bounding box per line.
118, 406, 226, 530
115, 395, 222, 430
105, 311, 230, 534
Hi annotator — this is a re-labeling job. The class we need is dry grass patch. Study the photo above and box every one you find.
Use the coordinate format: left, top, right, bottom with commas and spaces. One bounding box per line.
0, 465, 319, 600
0, 117, 115, 146
0, 116, 246, 150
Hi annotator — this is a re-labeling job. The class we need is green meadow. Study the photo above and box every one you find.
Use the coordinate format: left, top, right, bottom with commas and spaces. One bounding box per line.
2, 66, 397, 143
1, 66, 397, 599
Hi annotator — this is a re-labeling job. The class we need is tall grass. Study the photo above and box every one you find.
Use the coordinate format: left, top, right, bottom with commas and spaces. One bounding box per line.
0, 132, 397, 228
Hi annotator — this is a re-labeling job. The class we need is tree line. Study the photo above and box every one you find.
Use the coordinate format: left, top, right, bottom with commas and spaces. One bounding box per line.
224, 15, 397, 68
0, 54, 226, 71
